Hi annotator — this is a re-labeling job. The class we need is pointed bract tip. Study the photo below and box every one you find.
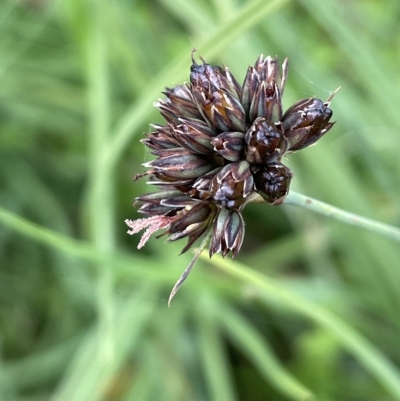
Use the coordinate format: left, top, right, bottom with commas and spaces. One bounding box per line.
326, 86, 341, 104
167, 230, 212, 307
191, 49, 198, 66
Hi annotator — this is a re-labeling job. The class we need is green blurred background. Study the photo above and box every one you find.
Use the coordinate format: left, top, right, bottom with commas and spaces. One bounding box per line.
1, 0, 400, 400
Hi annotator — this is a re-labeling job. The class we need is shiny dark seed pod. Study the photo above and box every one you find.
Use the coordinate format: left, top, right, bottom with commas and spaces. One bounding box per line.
210, 161, 253, 210
245, 117, 288, 164
189, 54, 240, 99
282, 97, 335, 151
192, 87, 246, 132
190, 54, 246, 132
253, 163, 293, 204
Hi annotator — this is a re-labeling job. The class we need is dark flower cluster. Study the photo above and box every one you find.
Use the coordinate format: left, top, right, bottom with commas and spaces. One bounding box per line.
126, 52, 336, 304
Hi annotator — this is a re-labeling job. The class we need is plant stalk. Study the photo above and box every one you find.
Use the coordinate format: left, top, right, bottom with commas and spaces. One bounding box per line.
283, 191, 400, 243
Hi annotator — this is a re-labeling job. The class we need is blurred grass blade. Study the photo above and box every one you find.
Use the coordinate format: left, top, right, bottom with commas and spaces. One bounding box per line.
157, 0, 215, 34
52, 287, 156, 401
2, 334, 84, 391
206, 255, 400, 400
0, 205, 170, 282
83, 0, 116, 376
216, 301, 315, 401
196, 293, 238, 401
120, 368, 154, 401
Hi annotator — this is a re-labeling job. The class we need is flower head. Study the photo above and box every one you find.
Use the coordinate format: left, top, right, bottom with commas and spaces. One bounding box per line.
127, 50, 337, 305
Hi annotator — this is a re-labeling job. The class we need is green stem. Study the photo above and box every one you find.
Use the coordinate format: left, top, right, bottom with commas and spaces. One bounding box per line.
283, 191, 400, 243
85, 2, 114, 364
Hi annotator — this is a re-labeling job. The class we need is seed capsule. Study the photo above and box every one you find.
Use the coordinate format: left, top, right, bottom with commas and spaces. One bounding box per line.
282, 98, 334, 151
245, 117, 288, 164
242, 55, 288, 124
210, 161, 253, 210
253, 163, 293, 204
190, 55, 246, 132
209, 208, 245, 258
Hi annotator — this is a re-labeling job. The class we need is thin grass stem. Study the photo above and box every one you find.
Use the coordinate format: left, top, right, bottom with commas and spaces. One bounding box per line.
284, 191, 400, 243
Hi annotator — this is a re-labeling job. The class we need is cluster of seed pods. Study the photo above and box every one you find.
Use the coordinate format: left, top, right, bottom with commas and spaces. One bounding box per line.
126, 53, 336, 303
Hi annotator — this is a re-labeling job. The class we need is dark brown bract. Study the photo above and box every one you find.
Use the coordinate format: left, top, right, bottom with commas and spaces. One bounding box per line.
126, 51, 336, 304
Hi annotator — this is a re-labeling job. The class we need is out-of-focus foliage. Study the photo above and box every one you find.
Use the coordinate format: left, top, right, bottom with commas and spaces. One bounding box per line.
1, 0, 400, 400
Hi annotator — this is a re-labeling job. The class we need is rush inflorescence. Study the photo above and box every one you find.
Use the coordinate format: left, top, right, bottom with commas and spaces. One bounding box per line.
126, 51, 337, 305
